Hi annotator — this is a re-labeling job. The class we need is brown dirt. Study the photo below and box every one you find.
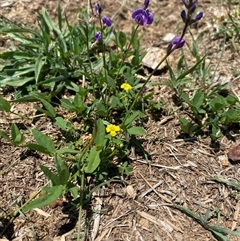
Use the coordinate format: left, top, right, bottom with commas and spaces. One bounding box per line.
1, 0, 240, 240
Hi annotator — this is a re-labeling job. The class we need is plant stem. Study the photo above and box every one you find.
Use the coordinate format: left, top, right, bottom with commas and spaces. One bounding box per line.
77, 170, 85, 241
122, 19, 190, 125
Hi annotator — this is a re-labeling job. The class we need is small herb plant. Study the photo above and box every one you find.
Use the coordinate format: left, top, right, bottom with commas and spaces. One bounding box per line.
3, 0, 240, 239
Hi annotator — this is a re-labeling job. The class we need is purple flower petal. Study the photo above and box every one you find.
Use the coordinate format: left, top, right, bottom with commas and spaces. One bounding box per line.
94, 3, 102, 15
132, 8, 153, 26
94, 32, 101, 42
167, 36, 185, 53
102, 16, 112, 27
132, 8, 149, 26
146, 9, 154, 24
189, 3, 197, 14
181, 9, 187, 22
195, 12, 203, 21
172, 36, 185, 48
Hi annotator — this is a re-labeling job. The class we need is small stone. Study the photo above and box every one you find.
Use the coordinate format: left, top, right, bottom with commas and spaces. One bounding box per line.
142, 47, 171, 70
162, 33, 176, 43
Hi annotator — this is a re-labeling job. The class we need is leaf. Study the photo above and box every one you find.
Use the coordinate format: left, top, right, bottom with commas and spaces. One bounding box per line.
0, 96, 10, 112
84, 146, 101, 174
56, 148, 80, 155
35, 55, 45, 83
22, 186, 63, 212
11, 123, 25, 146
94, 119, 105, 147
221, 109, 240, 124
210, 124, 223, 141
40, 99, 56, 118
60, 99, 74, 111
73, 94, 87, 113
225, 94, 238, 105
116, 31, 127, 49
0, 130, 10, 141
124, 111, 144, 127
177, 54, 206, 80
26, 143, 52, 155
179, 117, 199, 134
55, 117, 68, 131
192, 92, 205, 108
32, 129, 55, 154
209, 96, 227, 112
127, 126, 147, 135
40, 165, 59, 185
59, 168, 70, 185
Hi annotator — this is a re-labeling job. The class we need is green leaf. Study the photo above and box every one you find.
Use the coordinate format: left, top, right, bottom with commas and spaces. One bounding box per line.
209, 96, 227, 112
116, 31, 127, 49
226, 94, 238, 105
0, 96, 10, 112
192, 92, 205, 108
60, 99, 74, 111
11, 123, 25, 146
22, 186, 63, 212
26, 143, 52, 155
94, 119, 105, 147
127, 126, 147, 135
55, 117, 68, 131
0, 130, 10, 141
84, 146, 101, 174
73, 94, 87, 113
69, 186, 78, 199
59, 168, 70, 185
40, 165, 59, 185
54, 154, 68, 174
34, 99, 56, 118
124, 111, 144, 127
32, 129, 55, 154
177, 54, 206, 80
221, 109, 240, 124
179, 118, 199, 134
210, 124, 223, 141
56, 148, 80, 155
35, 55, 45, 83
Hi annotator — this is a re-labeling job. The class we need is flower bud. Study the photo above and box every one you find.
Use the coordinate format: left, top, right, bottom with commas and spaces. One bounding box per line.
94, 3, 102, 15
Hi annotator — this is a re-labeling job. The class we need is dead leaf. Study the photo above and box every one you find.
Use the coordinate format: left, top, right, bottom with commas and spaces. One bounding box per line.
126, 185, 137, 199
228, 144, 240, 162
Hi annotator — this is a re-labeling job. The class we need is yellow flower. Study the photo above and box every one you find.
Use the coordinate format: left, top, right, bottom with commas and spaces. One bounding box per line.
106, 124, 121, 137
121, 83, 132, 91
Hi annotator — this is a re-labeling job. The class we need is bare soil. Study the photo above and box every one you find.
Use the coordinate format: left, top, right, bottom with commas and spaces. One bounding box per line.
1, 0, 240, 240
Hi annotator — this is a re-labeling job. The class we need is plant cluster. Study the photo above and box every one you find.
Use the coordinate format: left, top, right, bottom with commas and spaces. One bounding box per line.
1, 0, 240, 240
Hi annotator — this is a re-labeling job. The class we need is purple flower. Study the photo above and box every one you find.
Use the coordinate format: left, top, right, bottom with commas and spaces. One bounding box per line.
132, 8, 154, 26
94, 3, 102, 15
167, 36, 185, 53
102, 16, 112, 27
94, 32, 101, 42
181, 0, 203, 25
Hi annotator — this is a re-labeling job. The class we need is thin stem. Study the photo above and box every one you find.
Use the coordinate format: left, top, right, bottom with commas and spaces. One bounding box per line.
114, 25, 140, 83
122, 19, 190, 124
77, 171, 85, 241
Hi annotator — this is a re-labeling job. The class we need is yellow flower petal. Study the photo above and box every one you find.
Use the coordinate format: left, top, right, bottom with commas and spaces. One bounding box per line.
106, 124, 121, 137
121, 83, 132, 91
